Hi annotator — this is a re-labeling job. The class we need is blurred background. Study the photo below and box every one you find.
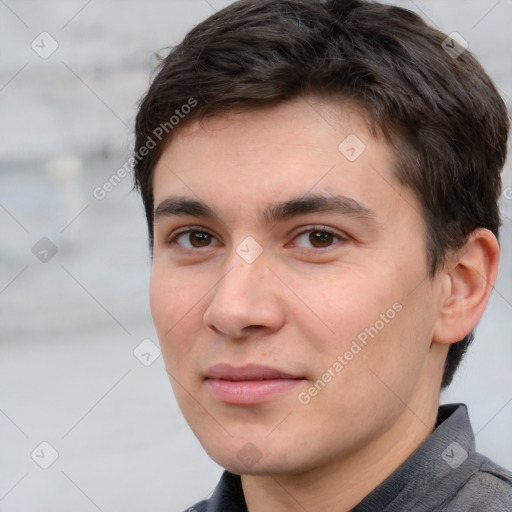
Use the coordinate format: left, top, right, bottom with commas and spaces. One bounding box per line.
0, 1, 511, 511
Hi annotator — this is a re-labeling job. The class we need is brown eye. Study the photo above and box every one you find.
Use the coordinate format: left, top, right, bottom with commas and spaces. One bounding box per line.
309, 231, 334, 248
188, 232, 212, 247
293, 228, 343, 249
172, 230, 219, 249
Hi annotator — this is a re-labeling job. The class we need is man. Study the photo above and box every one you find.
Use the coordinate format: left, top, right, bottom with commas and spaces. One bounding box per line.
133, 0, 512, 510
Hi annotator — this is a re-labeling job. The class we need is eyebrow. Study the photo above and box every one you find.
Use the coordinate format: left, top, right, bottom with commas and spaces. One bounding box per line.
154, 194, 377, 226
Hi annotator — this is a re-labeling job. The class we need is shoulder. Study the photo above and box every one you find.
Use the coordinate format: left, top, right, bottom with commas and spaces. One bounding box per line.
441, 455, 512, 511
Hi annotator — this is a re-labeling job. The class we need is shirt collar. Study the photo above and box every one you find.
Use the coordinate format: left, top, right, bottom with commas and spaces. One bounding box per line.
353, 403, 478, 512
206, 469, 247, 512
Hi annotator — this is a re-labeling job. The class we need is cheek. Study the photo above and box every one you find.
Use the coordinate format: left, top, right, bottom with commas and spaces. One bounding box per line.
293, 268, 396, 353
149, 268, 175, 335
150, 266, 202, 327
295, 263, 429, 387
149, 268, 204, 367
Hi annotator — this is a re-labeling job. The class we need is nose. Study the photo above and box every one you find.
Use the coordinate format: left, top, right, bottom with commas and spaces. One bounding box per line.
203, 253, 286, 339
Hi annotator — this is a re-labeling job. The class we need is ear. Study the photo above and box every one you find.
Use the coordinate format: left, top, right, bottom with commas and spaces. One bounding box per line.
432, 228, 500, 345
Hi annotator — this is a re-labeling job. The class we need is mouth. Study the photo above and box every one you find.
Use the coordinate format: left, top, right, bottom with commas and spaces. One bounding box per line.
204, 363, 306, 404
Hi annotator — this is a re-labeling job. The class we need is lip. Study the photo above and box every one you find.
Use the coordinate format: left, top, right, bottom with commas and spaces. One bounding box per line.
204, 363, 305, 404
204, 363, 301, 381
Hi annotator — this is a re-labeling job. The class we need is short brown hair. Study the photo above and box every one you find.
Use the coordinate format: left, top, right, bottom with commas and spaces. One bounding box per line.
133, 0, 509, 387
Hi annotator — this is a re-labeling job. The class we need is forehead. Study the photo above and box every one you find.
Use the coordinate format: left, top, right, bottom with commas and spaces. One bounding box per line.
151, 97, 418, 225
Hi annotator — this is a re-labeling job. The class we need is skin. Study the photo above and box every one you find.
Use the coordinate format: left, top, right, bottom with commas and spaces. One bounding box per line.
149, 96, 499, 511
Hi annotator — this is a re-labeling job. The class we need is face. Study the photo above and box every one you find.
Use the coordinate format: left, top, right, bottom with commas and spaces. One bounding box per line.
150, 97, 446, 476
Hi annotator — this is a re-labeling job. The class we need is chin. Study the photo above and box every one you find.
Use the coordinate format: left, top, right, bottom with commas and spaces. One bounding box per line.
220, 458, 292, 477
202, 441, 308, 477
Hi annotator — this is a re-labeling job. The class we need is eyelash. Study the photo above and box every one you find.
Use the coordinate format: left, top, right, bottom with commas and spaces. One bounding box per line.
167, 226, 347, 251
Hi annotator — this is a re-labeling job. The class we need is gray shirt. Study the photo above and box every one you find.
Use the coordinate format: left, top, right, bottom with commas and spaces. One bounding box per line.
185, 404, 512, 511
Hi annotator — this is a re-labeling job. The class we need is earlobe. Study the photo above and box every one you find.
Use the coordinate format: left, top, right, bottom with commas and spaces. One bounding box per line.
432, 228, 500, 345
